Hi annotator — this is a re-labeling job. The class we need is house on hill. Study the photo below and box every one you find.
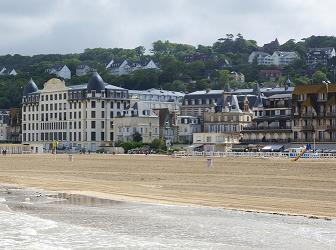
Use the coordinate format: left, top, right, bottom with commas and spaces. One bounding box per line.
76, 64, 96, 76
262, 38, 280, 54
45, 65, 71, 79
249, 51, 299, 66
0, 67, 17, 76
106, 59, 159, 76
307, 47, 336, 69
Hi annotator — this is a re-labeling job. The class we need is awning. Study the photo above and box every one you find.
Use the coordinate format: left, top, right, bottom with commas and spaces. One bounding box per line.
261, 144, 284, 152
231, 144, 249, 152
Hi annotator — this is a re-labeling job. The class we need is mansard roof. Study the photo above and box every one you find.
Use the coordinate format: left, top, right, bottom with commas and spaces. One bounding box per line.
23, 78, 38, 96
87, 72, 106, 92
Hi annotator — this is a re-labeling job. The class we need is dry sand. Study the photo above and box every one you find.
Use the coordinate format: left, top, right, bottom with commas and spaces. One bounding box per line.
0, 154, 335, 219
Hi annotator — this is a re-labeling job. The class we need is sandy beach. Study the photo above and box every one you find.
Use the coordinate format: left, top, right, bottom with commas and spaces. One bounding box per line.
0, 154, 335, 219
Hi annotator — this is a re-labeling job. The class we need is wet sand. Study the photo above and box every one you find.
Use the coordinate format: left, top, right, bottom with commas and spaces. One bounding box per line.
0, 154, 335, 219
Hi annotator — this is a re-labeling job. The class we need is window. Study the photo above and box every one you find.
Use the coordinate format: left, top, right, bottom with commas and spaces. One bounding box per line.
91, 111, 96, 118
91, 132, 96, 141
63, 93, 66, 99
101, 121, 104, 129
102, 101, 105, 108
59, 94, 62, 100
111, 102, 114, 108
91, 101, 96, 108
50, 94, 53, 101
117, 102, 120, 109
101, 132, 105, 141
101, 111, 105, 118
91, 121, 96, 129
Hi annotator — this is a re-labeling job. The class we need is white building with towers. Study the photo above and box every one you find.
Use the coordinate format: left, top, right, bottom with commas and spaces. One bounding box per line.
22, 72, 130, 151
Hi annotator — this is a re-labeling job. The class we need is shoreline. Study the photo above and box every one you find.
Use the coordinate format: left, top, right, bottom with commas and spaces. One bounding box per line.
1, 154, 335, 220
1, 182, 334, 221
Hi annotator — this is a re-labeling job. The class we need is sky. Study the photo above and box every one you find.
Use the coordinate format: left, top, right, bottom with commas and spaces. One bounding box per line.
0, 0, 335, 55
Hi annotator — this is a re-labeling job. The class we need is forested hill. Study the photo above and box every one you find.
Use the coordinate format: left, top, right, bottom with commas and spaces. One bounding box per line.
1, 35, 336, 109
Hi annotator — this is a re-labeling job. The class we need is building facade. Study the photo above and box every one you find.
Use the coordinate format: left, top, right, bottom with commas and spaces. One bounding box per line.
242, 93, 292, 143
0, 67, 17, 76
0, 110, 9, 141
22, 73, 130, 151
307, 47, 336, 68
46, 65, 71, 79
181, 90, 230, 126
106, 59, 159, 76
8, 108, 22, 142
175, 116, 201, 144
129, 88, 184, 112
292, 84, 336, 143
76, 64, 96, 76
249, 51, 299, 66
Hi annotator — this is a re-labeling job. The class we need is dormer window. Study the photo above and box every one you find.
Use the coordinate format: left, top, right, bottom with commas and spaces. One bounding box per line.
92, 90, 96, 97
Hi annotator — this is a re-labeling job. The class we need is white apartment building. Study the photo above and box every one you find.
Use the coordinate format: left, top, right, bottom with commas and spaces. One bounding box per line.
113, 101, 160, 143
250, 51, 299, 66
22, 73, 130, 151
176, 116, 201, 143
129, 88, 184, 112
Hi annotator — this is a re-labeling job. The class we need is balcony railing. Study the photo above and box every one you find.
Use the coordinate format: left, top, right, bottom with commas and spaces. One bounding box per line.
301, 113, 314, 118
327, 125, 336, 131
240, 139, 291, 143
301, 125, 314, 130
325, 112, 336, 117
243, 126, 292, 131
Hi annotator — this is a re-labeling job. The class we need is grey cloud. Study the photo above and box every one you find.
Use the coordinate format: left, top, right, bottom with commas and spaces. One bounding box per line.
0, 0, 335, 55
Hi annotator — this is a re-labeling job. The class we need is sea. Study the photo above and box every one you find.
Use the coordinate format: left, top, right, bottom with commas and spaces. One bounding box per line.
0, 185, 335, 250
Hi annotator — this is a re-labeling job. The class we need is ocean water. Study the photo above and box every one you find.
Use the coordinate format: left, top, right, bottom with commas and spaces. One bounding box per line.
0, 187, 335, 250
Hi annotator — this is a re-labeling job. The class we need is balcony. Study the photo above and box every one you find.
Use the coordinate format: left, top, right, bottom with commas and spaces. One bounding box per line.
243, 126, 292, 132
325, 112, 336, 118
240, 139, 291, 143
254, 115, 291, 121
327, 125, 336, 131
301, 125, 314, 131
293, 138, 334, 143
301, 113, 314, 118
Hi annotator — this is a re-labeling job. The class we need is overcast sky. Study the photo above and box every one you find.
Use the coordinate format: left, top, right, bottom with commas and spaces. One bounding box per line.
0, 0, 335, 55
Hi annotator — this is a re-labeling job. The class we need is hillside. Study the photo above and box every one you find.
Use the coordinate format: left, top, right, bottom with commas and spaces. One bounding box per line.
1, 35, 336, 109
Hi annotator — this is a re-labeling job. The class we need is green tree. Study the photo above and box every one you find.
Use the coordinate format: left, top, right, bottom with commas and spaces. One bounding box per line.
312, 70, 328, 83
150, 138, 165, 150
135, 46, 146, 58
133, 132, 143, 142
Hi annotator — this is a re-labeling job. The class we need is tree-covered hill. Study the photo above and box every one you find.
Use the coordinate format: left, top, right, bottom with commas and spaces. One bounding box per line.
1, 35, 336, 109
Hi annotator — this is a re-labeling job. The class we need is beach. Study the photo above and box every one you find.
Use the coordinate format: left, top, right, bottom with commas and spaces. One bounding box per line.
0, 154, 335, 219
